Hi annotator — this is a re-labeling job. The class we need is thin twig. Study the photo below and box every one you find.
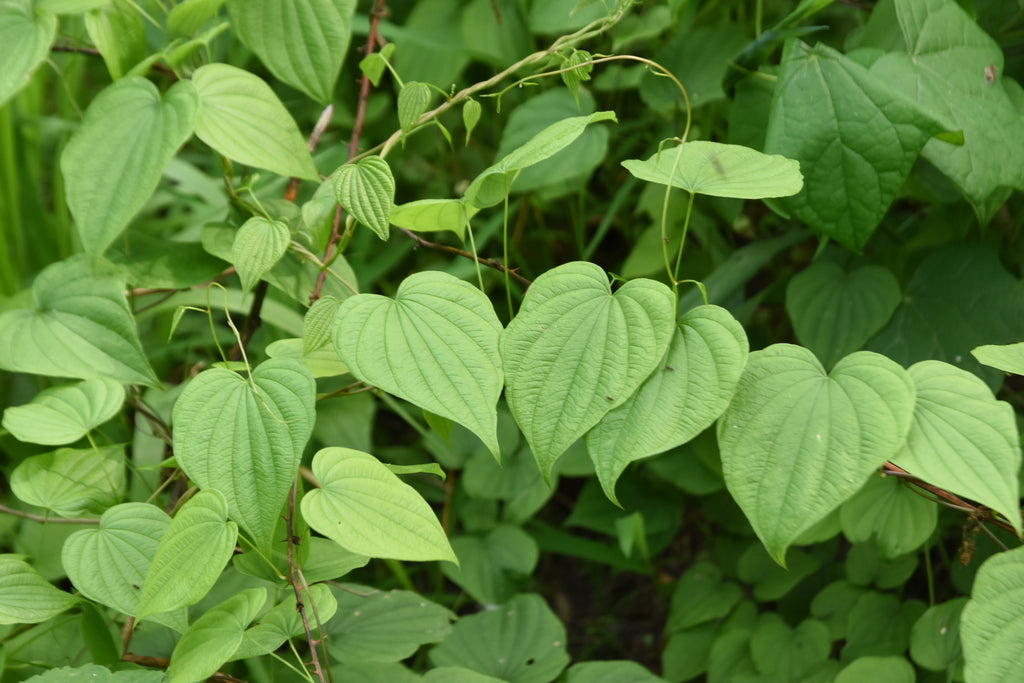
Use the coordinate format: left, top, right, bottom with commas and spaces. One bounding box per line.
0, 504, 98, 525
286, 482, 326, 683
398, 227, 532, 288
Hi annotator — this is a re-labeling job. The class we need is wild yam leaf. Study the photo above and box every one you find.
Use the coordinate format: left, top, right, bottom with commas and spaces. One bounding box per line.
333, 156, 395, 240
167, 588, 268, 683
2, 377, 124, 446
231, 217, 291, 291
10, 445, 124, 517
0, 557, 78, 624
961, 545, 1024, 683
840, 474, 937, 559
0, 1, 56, 107
391, 199, 471, 240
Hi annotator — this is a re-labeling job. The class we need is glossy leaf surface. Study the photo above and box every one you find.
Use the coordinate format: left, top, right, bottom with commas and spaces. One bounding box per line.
3, 377, 124, 446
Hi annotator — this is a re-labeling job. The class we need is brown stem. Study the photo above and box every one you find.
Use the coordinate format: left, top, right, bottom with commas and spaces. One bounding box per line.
0, 504, 97, 525
398, 227, 532, 289
286, 482, 327, 682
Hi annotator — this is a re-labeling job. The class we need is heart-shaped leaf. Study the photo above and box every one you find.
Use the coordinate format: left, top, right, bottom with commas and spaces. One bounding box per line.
961, 546, 1024, 683
301, 447, 457, 563
303, 295, 341, 354
10, 445, 124, 517
585, 305, 748, 503
85, 0, 146, 80
0, 2, 57, 107
173, 358, 316, 552
501, 261, 676, 479
390, 199, 471, 240
787, 263, 901, 370
3, 377, 124, 446
231, 217, 291, 291
0, 557, 78, 625
334, 271, 503, 458
892, 361, 1022, 535
442, 526, 539, 605
718, 345, 916, 565
167, 588, 268, 683
972, 341, 1024, 376
840, 474, 937, 559
230, 584, 338, 660
333, 155, 395, 240
398, 81, 432, 138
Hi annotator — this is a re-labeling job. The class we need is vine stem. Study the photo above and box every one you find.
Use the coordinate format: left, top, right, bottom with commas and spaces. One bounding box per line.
0, 504, 97, 525
397, 227, 532, 288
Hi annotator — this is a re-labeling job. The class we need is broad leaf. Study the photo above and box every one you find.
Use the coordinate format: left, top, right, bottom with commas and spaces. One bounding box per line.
0, 256, 157, 385
22, 665, 164, 682
227, 0, 356, 104
334, 271, 503, 458
501, 262, 676, 478
173, 358, 316, 552
10, 445, 124, 517
301, 447, 457, 563
62, 77, 197, 255
168, 0, 225, 36
167, 588, 267, 683
231, 217, 291, 291
265, 337, 349, 378
961, 545, 1024, 683
390, 199, 470, 240
333, 156, 395, 240
137, 490, 238, 621
442, 526, 539, 605
971, 342, 1024, 376
3, 377, 124, 446
910, 598, 966, 672
666, 563, 742, 633
834, 656, 915, 683
0, 556, 78, 624
764, 41, 944, 251
622, 141, 802, 199
231, 584, 338, 660
564, 661, 664, 683
892, 361, 1021, 535
303, 295, 340, 353
398, 81, 432, 138
840, 474, 937, 559
750, 615, 831, 681
718, 345, 916, 565
786, 262, 901, 369
85, 0, 145, 80
0, 1, 57, 107
585, 305, 748, 503
192, 63, 318, 180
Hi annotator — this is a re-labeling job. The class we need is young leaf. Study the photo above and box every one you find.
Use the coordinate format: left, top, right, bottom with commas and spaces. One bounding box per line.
231, 217, 291, 291
0, 257, 158, 386
192, 63, 319, 180
226, 0, 356, 104
10, 445, 124, 517
167, 0, 225, 36
390, 199, 471, 240
892, 361, 1022, 535
840, 474, 937, 559
333, 155, 396, 240
265, 338, 349, 378
230, 584, 338, 660
585, 305, 748, 504
137, 490, 238, 621
301, 447, 458, 563
560, 49, 593, 106
972, 341, 1024, 376
0, 1, 57, 107
303, 295, 341, 353
167, 588, 268, 683
463, 98, 482, 145
621, 140, 803, 199
333, 271, 504, 458
2, 377, 124, 446
961, 545, 1024, 683
84, 0, 145, 80
398, 81, 432, 139
501, 262, 676, 479
61, 77, 198, 255
718, 345, 916, 565
173, 358, 316, 552
0, 557, 78, 624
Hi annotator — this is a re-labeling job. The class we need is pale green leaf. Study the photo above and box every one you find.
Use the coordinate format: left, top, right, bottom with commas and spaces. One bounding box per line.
442, 526, 538, 605
35, 0, 109, 11
501, 262, 676, 479
560, 49, 592, 106
464, 111, 617, 208
786, 263, 901, 369
718, 345, 916, 565
173, 358, 316, 552
167, 0, 225, 36
167, 588, 267, 683
10, 445, 124, 517
230, 584, 337, 660
62, 78, 197, 255
585, 305, 748, 504
0, 556, 78, 624
333, 155, 395, 240
227, 0, 355, 104
265, 337, 349, 378
764, 40, 944, 251
231, 217, 291, 291
892, 361, 1021, 535
137, 490, 238, 621
622, 140, 802, 199
429, 593, 570, 682
303, 295, 340, 353
21, 664, 164, 682
972, 342, 1024, 376
962, 547, 1024, 683
390, 199, 470, 240
334, 271, 503, 458
359, 52, 387, 87
840, 474, 937, 559
85, 0, 145, 79
192, 63, 318, 180
463, 99, 482, 145
398, 81, 432, 138
0, 1, 57, 107
3, 377, 124, 446
386, 463, 446, 479
301, 447, 457, 563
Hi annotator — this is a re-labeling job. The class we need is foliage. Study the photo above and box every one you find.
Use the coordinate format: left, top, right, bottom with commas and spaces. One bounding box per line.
1, 0, 1023, 681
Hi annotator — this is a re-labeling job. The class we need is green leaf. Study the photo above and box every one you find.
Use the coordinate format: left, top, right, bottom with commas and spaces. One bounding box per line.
560, 49, 592, 106
84, 0, 145, 79
764, 41, 944, 251
834, 656, 915, 683
324, 585, 454, 662
265, 337, 349, 378
167, 588, 267, 683
565, 661, 664, 683
137, 490, 238, 621
61, 77, 197, 256
334, 271, 503, 458
226, 0, 356, 104
303, 295, 340, 353
10, 445, 124, 517
167, 0, 225, 36
501, 262, 676, 479
750, 615, 831, 681
463, 99, 482, 145
464, 111, 617, 208
585, 305, 748, 503
621, 140, 802, 199
718, 345, 916, 565
390, 199, 470, 240
0, 556, 78, 624
910, 598, 966, 672
892, 361, 1021, 535
173, 358, 316, 552
442, 526, 539, 605
231, 217, 291, 291
786, 263, 901, 370
972, 341, 1024, 376
666, 562, 742, 633
192, 63, 318, 180
301, 447, 457, 563
3, 377, 124, 446
0, 1, 57, 107
840, 474, 937, 559
962, 545, 1024, 683
333, 155, 395, 240
398, 81, 432, 139
423, 669, 506, 683
429, 593, 570, 683
230, 584, 337, 660
21, 665, 164, 682
35, 0, 109, 12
